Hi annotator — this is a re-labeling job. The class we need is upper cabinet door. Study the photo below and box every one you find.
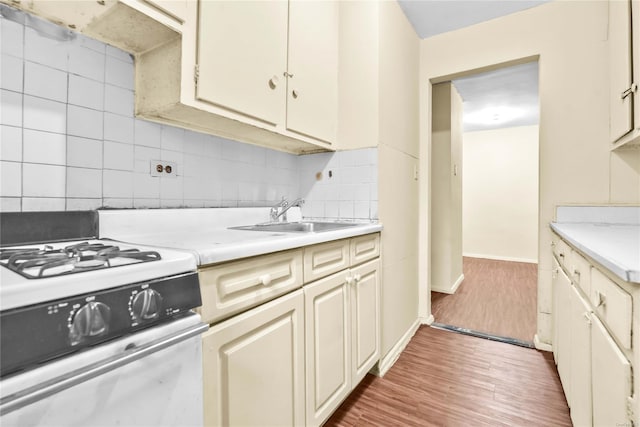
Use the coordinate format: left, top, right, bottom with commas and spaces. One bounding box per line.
609, 0, 634, 142
287, 0, 338, 144
196, 0, 288, 125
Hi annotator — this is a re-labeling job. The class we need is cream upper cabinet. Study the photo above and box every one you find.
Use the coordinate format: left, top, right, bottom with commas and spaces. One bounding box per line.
196, 1, 288, 126
286, 0, 338, 143
195, 0, 337, 146
610, 0, 640, 148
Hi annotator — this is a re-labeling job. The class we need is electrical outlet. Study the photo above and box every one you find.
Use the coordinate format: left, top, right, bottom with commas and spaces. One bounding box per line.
150, 160, 177, 178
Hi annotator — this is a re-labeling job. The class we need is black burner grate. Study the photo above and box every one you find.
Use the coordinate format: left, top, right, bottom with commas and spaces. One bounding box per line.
0, 242, 161, 279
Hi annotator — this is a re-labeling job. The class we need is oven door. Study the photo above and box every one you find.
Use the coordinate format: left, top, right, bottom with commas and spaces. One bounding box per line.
0, 313, 207, 427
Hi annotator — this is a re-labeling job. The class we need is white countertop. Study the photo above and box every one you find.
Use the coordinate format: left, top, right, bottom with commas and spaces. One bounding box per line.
98, 208, 382, 266
550, 222, 640, 283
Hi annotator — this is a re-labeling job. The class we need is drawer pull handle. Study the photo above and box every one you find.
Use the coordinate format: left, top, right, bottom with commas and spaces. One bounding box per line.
573, 269, 580, 277
259, 274, 272, 286
346, 275, 354, 285
353, 274, 362, 282
595, 291, 606, 308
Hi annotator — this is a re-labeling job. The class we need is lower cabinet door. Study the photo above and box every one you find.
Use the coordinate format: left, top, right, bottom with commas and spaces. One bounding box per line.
202, 289, 305, 427
304, 271, 351, 427
350, 259, 380, 386
591, 315, 632, 427
569, 285, 592, 427
552, 257, 561, 364
556, 267, 573, 403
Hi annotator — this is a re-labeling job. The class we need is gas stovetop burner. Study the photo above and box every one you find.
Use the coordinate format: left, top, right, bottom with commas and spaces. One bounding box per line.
0, 242, 161, 279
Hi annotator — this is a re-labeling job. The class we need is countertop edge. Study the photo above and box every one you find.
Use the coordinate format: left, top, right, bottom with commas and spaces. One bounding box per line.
549, 223, 638, 284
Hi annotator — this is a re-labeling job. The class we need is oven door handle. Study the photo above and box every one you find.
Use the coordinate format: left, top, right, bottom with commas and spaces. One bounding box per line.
0, 322, 209, 416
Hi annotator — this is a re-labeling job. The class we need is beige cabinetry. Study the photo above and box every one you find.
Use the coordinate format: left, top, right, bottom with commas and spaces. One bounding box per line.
610, 0, 640, 148
201, 233, 380, 427
552, 232, 634, 426
195, 0, 337, 146
202, 289, 305, 427
303, 234, 380, 426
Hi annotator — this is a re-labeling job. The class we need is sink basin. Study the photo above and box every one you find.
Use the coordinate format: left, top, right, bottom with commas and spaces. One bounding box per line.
229, 221, 361, 233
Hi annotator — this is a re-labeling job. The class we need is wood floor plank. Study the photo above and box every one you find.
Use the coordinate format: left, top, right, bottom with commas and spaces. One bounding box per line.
325, 326, 571, 427
431, 257, 537, 342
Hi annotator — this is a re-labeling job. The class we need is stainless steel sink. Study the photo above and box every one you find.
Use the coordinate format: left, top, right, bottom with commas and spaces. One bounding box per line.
229, 221, 360, 233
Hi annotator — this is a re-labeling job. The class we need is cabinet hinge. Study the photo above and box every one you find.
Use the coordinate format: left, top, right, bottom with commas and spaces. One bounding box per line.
194, 65, 199, 85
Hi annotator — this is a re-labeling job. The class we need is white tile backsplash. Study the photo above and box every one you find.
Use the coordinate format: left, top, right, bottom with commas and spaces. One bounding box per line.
22, 163, 65, 197
1, 54, 23, 92
0, 125, 22, 161
22, 197, 65, 211
68, 45, 105, 82
104, 141, 134, 171
67, 136, 102, 169
1, 18, 24, 59
66, 167, 102, 198
1, 161, 21, 196
0, 8, 379, 218
68, 74, 104, 110
1, 89, 23, 126
104, 84, 133, 116
103, 169, 133, 199
23, 129, 66, 165
67, 104, 102, 139
104, 112, 133, 143
105, 55, 133, 90
24, 95, 66, 133
24, 61, 67, 103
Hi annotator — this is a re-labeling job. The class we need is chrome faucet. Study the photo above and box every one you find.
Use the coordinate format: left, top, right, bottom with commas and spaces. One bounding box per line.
270, 198, 304, 222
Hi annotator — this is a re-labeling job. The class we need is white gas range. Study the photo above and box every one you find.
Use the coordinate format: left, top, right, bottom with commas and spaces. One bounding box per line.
0, 212, 207, 426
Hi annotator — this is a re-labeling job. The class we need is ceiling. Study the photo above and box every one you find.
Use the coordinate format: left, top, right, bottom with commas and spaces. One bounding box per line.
397, 0, 548, 132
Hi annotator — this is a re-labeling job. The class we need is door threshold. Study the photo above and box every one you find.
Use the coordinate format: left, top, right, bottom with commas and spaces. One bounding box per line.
430, 322, 535, 349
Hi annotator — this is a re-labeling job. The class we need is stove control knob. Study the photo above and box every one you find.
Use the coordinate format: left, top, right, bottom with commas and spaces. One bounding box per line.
132, 289, 163, 322
69, 302, 111, 345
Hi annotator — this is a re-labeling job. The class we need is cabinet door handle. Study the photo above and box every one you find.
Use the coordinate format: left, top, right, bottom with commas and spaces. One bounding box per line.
292, 90, 299, 99
268, 76, 278, 90
345, 275, 353, 285
621, 83, 638, 99
583, 312, 592, 325
353, 274, 362, 282
595, 290, 606, 308
283, 72, 294, 78
259, 274, 272, 286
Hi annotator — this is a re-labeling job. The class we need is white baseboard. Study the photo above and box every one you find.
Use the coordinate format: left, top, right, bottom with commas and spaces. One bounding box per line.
431, 273, 464, 295
371, 319, 421, 377
534, 334, 552, 352
463, 253, 538, 264
422, 314, 434, 325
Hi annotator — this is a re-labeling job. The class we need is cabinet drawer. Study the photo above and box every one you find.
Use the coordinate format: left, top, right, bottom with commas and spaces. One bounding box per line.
552, 236, 571, 268
303, 239, 350, 283
570, 251, 592, 296
591, 268, 632, 350
350, 233, 380, 266
199, 250, 303, 324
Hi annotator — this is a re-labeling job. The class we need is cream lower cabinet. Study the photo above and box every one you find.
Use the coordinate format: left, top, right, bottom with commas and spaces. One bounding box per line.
202, 289, 305, 427
305, 258, 380, 427
552, 232, 634, 427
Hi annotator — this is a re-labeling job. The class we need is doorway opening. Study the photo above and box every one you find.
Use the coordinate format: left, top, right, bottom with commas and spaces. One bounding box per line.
429, 61, 540, 346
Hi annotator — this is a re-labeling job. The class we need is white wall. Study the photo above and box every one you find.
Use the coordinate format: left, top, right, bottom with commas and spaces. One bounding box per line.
462, 125, 539, 263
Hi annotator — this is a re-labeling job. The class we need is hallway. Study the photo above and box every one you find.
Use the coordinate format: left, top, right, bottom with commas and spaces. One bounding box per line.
431, 257, 537, 343
326, 326, 570, 426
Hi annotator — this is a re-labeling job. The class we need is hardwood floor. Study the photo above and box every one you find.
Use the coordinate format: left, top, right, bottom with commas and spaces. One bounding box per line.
431, 257, 537, 342
326, 326, 571, 427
